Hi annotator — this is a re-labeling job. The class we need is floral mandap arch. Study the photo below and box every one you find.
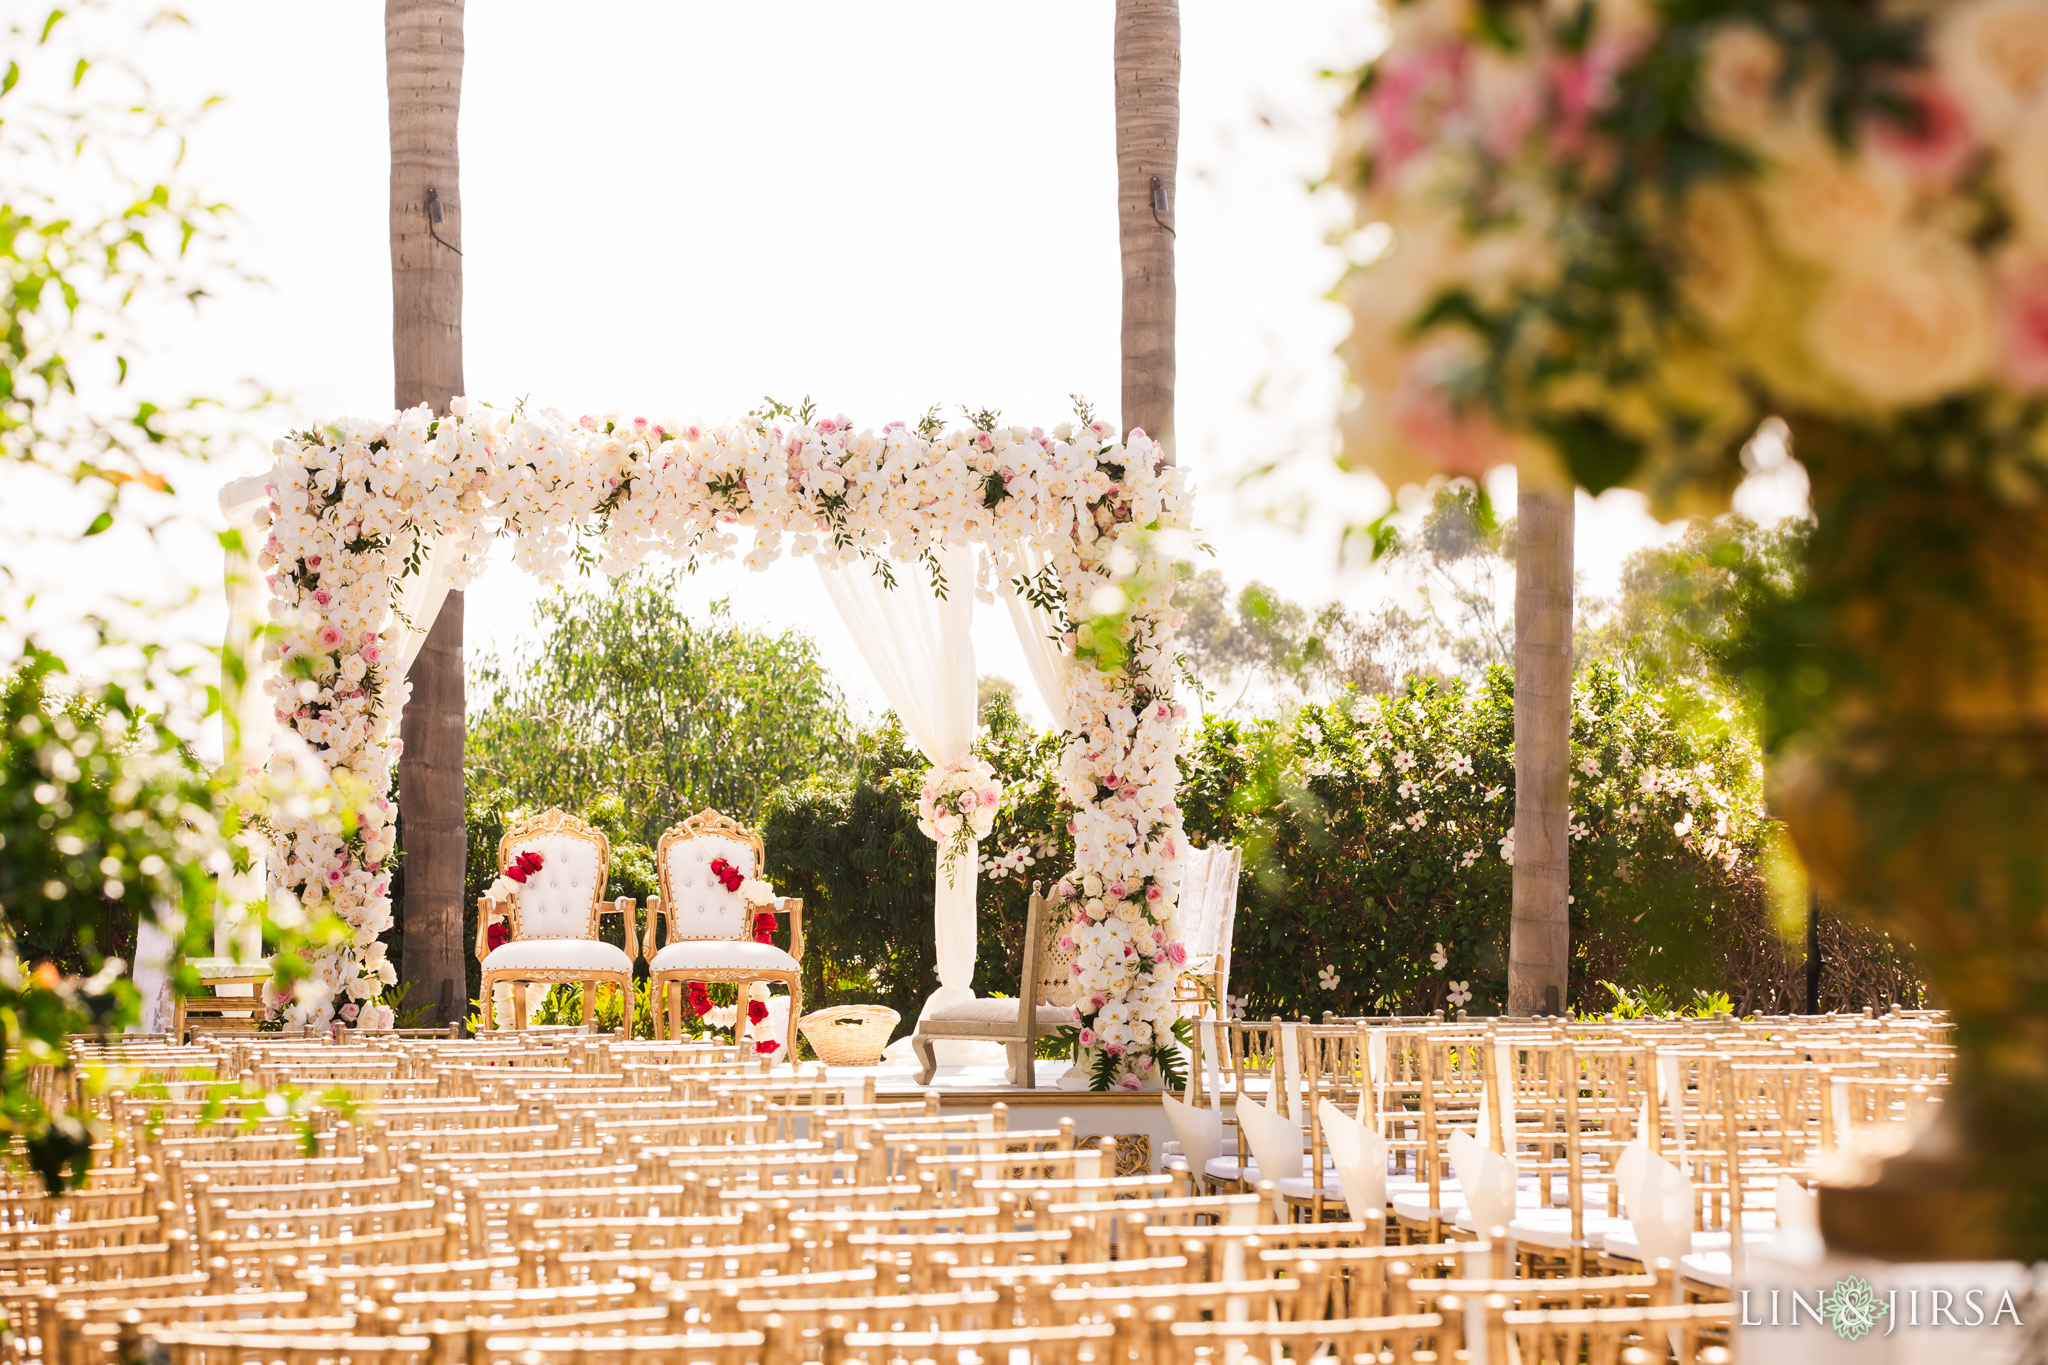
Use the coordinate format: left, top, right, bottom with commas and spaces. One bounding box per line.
247, 400, 1192, 1088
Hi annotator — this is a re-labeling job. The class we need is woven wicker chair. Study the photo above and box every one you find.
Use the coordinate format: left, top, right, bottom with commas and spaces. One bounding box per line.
908, 891, 1076, 1088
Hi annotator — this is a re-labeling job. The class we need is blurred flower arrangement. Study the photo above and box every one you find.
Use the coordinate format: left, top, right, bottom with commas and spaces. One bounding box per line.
1335, 0, 2048, 512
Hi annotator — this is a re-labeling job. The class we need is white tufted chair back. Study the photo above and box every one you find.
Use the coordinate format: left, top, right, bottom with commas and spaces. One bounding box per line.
662, 834, 756, 940
500, 810, 609, 940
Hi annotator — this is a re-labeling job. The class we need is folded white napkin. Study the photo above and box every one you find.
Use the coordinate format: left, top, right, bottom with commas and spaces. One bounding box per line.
1319, 1098, 1388, 1220
1447, 1128, 1517, 1233
1161, 1093, 1225, 1177
1616, 1138, 1695, 1265
1235, 1093, 1305, 1215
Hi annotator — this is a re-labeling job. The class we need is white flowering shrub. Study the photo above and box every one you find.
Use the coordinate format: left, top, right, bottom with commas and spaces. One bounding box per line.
1180, 664, 1774, 1016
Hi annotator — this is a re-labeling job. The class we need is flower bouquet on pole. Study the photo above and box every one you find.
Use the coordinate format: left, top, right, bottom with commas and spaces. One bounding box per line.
917, 756, 1002, 885
1335, 0, 2048, 1258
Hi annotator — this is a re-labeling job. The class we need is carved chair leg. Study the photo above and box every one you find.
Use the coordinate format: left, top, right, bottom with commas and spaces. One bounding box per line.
1007, 1041, 1033, 1089
582, 983, 596, 1029
512, 981, 528, 1031
668, 980, 683, 1043
912, 1033, 939, 1087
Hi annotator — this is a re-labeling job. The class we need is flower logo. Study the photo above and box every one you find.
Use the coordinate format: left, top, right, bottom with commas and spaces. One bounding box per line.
1822, 1275, 1887, 1341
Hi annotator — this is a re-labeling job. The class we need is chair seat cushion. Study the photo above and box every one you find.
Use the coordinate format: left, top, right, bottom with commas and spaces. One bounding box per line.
483, 938, 633, 975
1204, 1156, 1257, 1183
1601, 1221, 1775, 1264
1678, 1250, 1731, 1289
1499, 1207, 1630, 1250
650, 939, 800, 975
920, 998, 1079, 1027
1276, 1174, 1346, 1201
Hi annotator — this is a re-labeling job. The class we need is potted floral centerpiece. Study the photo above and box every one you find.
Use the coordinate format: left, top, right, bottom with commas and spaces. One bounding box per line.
1336, 0, 2048, 1257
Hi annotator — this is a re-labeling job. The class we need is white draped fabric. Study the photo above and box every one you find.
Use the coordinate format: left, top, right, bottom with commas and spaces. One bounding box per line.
815, 544, 983, 1031
999, 538, 1070, 719
390, 527, 463, 686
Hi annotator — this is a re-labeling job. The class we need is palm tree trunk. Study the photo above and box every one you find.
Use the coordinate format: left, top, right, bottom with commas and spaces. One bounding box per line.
1507, 489, 1573, 1015
387, 0, 466, 1026
1114, 0, 1178, 456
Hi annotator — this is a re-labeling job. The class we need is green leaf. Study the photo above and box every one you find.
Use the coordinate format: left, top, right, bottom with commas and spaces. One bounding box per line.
1536, 413, 1646, 495
2, 61, 19, 95
83, 511, 113, 536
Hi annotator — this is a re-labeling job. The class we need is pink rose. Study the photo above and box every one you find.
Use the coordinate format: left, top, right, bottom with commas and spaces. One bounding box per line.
979, 789, 998, 808
578, 414, 597, 430
1071, 963, 1084, 977
312, 590, 332, 608
1166, 942, 1188, 967
1078, 1028, 1096, 1047
1119, 786, 1139, 802
318, 626, 343, 648
1998, 257, 2048, 391
306, 554, 322, 568
1058, 936, 1076, 953
1088, 994, 1107, 1012
1145, 885, 1164, 903
340, 1002, 359, 1022
362, 645, 381, 663
1108, 881, 1127, 900
1870, 76, 1973, 185
1366, 44, 1466, 184
1105, 1043, 1126, 1058
1391, 353, 1519, 479
1118, 1074, 1142, 1090
326, 868, 343, 885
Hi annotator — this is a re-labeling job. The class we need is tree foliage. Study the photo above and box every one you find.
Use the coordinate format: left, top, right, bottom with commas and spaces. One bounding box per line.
2, 4, 234, 514
465, 570, 857, 846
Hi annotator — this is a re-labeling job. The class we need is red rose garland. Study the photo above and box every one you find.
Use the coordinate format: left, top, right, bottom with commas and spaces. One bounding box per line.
486, 851, 543, 951
685, 859, 782, 1053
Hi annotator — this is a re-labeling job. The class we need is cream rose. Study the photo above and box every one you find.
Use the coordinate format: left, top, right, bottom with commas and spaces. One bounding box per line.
1696, 22, 1792, 145
2004, 102, 2048, 248
1757, 137, 1908, 263
1805, 229, 1994, 407
1935, 0, 2048, 138
1672, 182, 1765, 332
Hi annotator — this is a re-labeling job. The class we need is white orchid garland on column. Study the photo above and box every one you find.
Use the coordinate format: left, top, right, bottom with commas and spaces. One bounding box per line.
255, 401, 1191, 1087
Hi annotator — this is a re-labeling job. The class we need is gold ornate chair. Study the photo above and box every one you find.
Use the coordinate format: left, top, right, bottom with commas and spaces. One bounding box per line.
474, 808, 637, 1031
643, 809, 804, 1059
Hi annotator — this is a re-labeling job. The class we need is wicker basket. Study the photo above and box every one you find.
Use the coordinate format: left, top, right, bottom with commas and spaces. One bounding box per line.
796, 1005, 901, 1067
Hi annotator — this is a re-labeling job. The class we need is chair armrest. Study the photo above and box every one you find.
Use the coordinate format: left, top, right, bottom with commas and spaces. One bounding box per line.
475, 896, 498, 963
641, 897, 663, 962
604, 898, 638, 961
781, 897, 803, 962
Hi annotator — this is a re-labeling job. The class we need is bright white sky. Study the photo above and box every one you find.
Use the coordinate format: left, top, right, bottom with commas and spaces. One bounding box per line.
19, 1, 1806, 747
